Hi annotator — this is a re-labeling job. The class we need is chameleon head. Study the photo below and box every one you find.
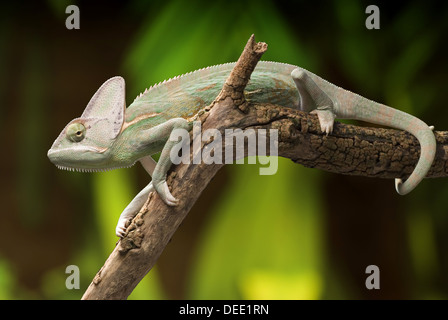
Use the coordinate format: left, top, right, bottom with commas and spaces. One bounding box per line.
47, 76, 127, 172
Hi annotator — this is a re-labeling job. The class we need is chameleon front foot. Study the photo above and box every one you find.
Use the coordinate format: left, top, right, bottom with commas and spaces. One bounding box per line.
154, 180, 179, 206
115, 180, 178, 238
115, 181, 154, 238
116, 219, 129, 238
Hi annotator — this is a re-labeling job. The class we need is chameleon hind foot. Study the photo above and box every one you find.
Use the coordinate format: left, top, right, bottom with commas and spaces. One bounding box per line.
291, 67, 337, 135
311, 109, 336, 135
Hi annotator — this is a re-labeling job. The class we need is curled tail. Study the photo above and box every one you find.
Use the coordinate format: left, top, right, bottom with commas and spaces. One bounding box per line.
288, 68, 436, 195
394, 125, 436, 195
352, 101, 436, 195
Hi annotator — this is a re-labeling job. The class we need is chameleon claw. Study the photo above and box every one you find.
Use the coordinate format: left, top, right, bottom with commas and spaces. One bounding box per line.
311, 109, 335, 136
163, 190, 179, 206
115, 219, 129, 238
166, 197, 179, 206
155, 180, 179, 206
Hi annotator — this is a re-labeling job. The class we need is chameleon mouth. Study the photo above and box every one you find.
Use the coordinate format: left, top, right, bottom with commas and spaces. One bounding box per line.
55, 163, 136, 173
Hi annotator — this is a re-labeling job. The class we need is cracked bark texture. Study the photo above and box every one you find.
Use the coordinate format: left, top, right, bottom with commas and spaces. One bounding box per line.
82, 35, 448, 300
254, 105, 448, 180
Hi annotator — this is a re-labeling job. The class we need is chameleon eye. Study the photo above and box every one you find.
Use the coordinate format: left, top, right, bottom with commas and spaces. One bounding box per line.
66, 122, 86, 142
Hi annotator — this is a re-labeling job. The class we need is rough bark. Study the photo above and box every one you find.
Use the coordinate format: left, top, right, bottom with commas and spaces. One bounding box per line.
81, 35, 448, 300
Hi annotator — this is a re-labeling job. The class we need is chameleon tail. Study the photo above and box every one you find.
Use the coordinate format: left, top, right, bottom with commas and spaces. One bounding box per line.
352, 101, 436, 195
394, 125, 436, 195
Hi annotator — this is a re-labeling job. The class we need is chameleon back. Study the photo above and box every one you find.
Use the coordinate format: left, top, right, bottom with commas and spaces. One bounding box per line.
126, 61, 302, 123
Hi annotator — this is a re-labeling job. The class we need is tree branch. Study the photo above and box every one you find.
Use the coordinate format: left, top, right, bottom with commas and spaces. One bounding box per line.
254, 105, 448, 179
81, 35, 448, 300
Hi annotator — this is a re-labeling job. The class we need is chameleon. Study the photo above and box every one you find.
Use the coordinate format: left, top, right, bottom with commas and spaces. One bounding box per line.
47, 61, 437, 237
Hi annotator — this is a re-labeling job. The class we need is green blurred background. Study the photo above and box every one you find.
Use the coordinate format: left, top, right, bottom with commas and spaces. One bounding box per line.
1, 0, 448, 299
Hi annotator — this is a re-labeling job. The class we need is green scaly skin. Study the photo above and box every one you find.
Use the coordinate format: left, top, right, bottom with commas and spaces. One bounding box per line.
48, 61, 436, 237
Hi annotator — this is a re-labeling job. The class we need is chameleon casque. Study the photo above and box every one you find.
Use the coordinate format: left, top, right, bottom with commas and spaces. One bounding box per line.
47, 61, 437, 237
